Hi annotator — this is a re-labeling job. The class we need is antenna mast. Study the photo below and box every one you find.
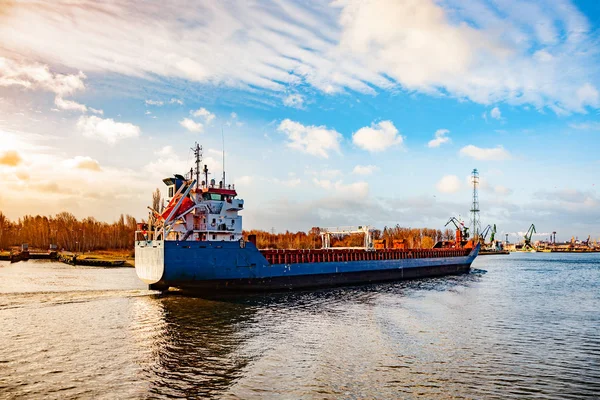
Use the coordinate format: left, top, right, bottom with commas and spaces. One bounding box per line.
192, 142, 202, 190
470, 168, 481, 241
221, 126, 225, 186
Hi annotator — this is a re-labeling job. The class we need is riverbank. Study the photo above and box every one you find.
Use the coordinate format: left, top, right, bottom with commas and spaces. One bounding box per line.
1, 248, 134, 267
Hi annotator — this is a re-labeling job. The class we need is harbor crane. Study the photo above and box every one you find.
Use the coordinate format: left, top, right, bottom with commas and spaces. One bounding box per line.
480, 225, 490, 241
523, 224, 536, 251
480, 224, 491, 238
445, 217, 470, 247
479, 224, 497, 244
583, 235, 591, 247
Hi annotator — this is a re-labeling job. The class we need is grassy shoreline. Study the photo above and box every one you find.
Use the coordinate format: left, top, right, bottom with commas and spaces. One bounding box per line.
64, 250, 135, 267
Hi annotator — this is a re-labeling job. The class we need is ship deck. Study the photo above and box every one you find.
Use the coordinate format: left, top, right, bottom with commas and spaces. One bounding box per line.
259, 247, 471, 265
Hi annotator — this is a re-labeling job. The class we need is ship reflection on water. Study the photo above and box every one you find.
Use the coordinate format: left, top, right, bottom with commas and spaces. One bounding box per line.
139, 295, 256, 398
139, 273, 487, 399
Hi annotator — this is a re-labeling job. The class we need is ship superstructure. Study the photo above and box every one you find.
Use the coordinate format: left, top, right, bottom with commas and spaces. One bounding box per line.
135, 143, 479, 293
146, 143, 243, 244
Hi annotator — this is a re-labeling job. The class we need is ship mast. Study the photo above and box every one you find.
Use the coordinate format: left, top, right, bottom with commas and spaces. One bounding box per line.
221, 126, 226, 187
192, 142, 202, 190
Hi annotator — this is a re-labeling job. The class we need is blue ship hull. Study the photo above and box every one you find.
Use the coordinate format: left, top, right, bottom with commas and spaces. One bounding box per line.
136, 240, 479, 293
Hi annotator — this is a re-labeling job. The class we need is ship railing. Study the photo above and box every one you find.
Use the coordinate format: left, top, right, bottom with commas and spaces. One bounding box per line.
135, 230, 160, 241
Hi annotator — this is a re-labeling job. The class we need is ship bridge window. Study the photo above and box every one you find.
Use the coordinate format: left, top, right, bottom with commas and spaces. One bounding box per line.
204, 193, 223, 201
168, 186, 174, 198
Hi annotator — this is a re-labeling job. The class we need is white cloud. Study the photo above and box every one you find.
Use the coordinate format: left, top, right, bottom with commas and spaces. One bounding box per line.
334, 181, 369, 198
1, 1, 598, 113
77, 115, 141, 144
89, 107, 103, 115
191, 107, 215, 123
352, 120, 403, 152
459, 145, 511, 161
179, 118, 203, 133
0, 128, 158, 222
427, 129, 450, 148
145, 145, 220, 180
313, 178, 369, 198
436, 175, 461, 194
277, 119, 342, 158
313, 178, 332, 190
0, 57, 85, 96
576, 83, 599, 108
169, 98, 183, 105
569, 122, 600, 131
490, 107, 502, 120
0, 57, 96, 114
494, 185, 512, 195
352, 164, 378, 175
155, 145, 174, 157
145, 99, 163, 106
235, 175, 254, 186
63, 156, 101, 172
310, 168, 342, 179
275, 177, 302, 187
54, 96, 87, 113
283, 94, 304, 108
145, 110, 151, 115
226, 112, 243, 127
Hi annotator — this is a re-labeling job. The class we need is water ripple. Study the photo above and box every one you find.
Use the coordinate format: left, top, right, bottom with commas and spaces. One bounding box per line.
1, 255, 599, 398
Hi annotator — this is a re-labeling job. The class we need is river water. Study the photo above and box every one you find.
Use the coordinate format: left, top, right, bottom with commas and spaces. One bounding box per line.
1, 253, 599, 399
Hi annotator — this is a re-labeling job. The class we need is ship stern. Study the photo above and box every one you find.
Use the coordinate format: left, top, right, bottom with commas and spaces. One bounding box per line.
135, 240, 165, 285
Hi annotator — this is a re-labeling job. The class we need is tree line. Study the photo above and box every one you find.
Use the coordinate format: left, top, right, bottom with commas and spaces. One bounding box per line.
0, 210, 455, 252
0, 211, 137, 251
244, 225, 455, 250
381, 225, 455, 248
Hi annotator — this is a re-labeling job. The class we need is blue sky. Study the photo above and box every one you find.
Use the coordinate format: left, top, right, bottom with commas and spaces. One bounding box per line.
0, 0, 599, 242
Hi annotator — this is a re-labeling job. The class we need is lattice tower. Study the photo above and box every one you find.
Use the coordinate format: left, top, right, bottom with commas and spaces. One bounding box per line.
470, 168, 481, 241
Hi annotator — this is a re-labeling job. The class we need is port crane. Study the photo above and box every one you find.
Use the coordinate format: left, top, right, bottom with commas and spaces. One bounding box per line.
583, 235, 591, 247
479, 224, 497, 245
523, 224, 536, 251
445, 217, 470, 247
480, 225, 491, 240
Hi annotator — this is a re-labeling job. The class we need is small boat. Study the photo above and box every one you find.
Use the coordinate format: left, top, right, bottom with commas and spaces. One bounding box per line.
59, 254, 126, 267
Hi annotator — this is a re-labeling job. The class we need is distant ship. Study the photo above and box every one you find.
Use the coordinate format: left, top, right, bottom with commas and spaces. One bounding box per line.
135, 143, 479, 293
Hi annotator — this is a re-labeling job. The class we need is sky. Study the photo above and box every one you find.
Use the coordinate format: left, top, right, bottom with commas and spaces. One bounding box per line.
1, 0, 599, 242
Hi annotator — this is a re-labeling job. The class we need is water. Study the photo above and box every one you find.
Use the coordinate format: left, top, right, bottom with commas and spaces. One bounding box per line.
1, 254, 599, 399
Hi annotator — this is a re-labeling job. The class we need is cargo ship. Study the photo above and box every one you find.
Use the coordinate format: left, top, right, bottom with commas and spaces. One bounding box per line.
135, 143, 479, 293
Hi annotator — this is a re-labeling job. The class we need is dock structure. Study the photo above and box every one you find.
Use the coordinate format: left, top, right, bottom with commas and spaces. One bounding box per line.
319, 226, 373, 249
1, 249, 58, 263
